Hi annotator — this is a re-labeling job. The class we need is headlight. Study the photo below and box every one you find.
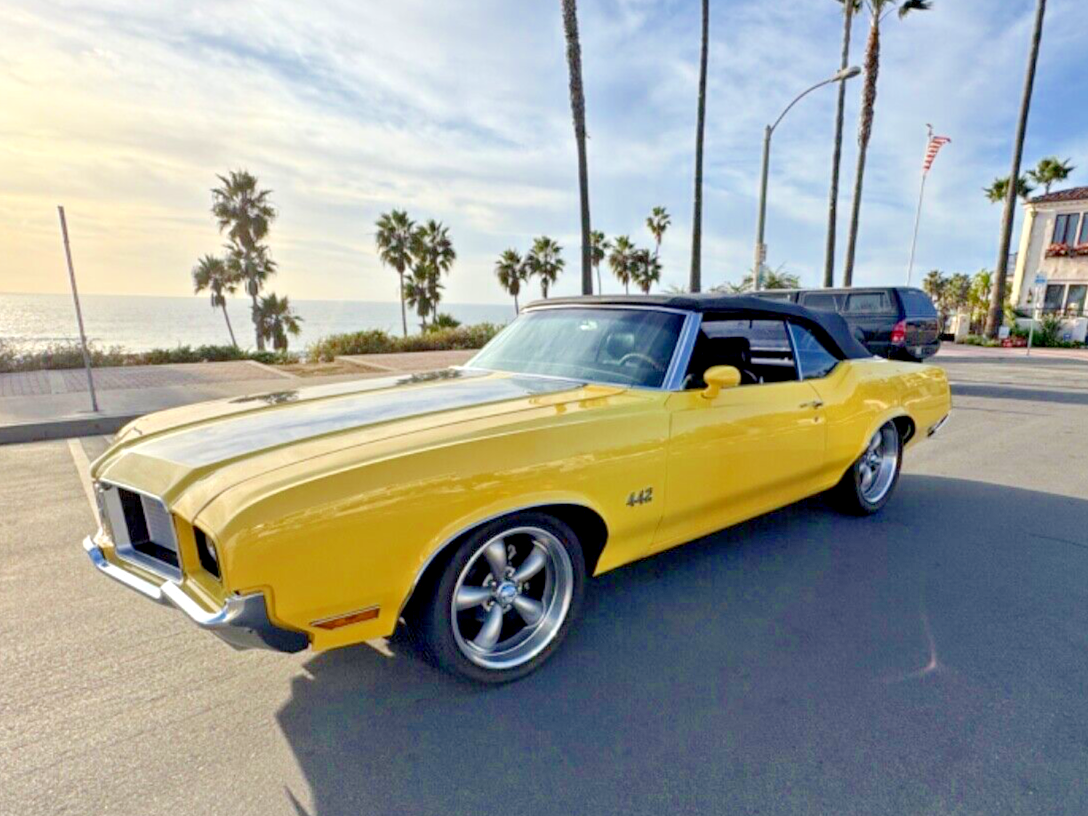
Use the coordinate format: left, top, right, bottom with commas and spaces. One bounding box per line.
194, 527, 221, 580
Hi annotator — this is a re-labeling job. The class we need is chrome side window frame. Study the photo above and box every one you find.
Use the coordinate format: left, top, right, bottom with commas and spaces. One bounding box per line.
786, 322, 805, 381
661, 311, 703, 391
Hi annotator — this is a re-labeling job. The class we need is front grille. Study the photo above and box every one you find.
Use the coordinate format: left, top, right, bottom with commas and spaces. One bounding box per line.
97, 482, 180, 578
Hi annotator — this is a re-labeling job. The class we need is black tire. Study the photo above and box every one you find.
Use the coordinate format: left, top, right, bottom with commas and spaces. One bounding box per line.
831, 421, 903, 516
416, 512, 586, 684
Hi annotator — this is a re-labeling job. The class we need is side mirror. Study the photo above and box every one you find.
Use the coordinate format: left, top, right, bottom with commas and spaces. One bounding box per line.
701, 365, 741, 399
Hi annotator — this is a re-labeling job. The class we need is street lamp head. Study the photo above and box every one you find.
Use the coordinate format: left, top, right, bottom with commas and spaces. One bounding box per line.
835, 66, 862, 81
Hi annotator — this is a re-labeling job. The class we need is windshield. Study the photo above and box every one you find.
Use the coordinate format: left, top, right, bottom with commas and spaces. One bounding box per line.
467, 307, 685, 388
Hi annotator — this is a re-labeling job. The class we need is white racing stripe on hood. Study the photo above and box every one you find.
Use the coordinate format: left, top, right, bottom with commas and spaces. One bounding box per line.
132, 372, 579, 467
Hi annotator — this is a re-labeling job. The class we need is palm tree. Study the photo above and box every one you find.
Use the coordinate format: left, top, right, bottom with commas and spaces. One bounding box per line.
191, 254, 239, 348
589, 230, 609, 294
225, 242, 277, 347
841, 0, 933, 287
986, 0, 1046, 339
984, 175, 1034, 204
375, 209, 415, 337
528, 236, 564, 299
722, 265, 801, 293
1027, 156, 1073, 195
404, 266, 437, 330
560, 0, 593, 295
690, 0, 709, 293
825, 0, 860, 288
630, 249, 662, 294
212, 170, 277, 349
411, 220, 456, 323
495, 249, 529, 314
608, 235, 636, 294
646, 206, 671, 261
255, 293, 302, 352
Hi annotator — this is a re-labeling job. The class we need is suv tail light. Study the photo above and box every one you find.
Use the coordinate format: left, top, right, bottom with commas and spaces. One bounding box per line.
890, 319, 906, 345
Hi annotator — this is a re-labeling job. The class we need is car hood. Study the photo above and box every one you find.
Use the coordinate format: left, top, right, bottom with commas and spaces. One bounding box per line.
92, 368, 620, 514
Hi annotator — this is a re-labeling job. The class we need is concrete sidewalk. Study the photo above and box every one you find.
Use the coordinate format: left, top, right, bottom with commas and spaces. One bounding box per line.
0, 351, 476, 444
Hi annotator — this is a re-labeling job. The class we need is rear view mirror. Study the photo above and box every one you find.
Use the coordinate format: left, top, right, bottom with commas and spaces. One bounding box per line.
702, 365, 741, 399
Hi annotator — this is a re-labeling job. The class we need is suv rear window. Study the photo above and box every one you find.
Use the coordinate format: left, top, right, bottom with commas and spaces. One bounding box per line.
900, 289, 938, 316
844, 291, 895, 313
801, 293, 840, 311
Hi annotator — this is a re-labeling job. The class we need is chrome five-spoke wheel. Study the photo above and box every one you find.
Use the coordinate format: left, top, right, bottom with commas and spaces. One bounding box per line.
858, 424, 900, 505
418, 512, 585, 683
451, 527, 573, 670
832, 420, 903, 515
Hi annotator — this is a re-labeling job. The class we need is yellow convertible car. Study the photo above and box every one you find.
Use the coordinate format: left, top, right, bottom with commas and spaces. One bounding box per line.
84, 295, 950, 682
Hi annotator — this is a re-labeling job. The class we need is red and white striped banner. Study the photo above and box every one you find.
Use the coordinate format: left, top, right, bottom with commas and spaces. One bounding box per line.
922, 135, 951, 173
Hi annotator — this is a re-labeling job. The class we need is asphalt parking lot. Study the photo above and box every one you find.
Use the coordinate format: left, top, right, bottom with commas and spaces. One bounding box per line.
2, 351, 1087, 816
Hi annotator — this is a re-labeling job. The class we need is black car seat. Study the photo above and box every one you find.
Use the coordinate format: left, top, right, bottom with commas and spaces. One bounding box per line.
684, 334, 760, 387
709, 336, 760, 385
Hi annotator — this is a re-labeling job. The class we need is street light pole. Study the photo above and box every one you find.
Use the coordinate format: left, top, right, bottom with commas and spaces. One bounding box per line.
753, 66, 860, 291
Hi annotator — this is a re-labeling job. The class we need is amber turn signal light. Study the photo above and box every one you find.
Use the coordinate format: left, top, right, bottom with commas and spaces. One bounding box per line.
312, 606, 380, 630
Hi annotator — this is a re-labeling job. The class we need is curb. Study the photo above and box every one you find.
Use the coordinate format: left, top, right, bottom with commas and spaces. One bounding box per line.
0, 413, 142, 445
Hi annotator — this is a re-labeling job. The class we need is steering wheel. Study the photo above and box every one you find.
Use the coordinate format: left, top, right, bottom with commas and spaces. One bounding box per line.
617, 352, 666, 372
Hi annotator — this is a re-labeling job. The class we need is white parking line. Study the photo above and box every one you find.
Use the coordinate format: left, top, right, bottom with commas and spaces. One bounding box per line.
66, 437, 97, 514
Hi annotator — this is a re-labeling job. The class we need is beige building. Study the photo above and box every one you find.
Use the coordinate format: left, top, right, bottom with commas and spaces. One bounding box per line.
1010, 186, 1088, 317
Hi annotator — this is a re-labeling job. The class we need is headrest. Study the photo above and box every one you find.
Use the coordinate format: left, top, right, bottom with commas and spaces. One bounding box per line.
605, 332, 635, 359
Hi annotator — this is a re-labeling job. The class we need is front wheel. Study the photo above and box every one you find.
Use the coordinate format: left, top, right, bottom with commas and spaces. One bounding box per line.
831, 421, 902, 515
417, 512, 586, 684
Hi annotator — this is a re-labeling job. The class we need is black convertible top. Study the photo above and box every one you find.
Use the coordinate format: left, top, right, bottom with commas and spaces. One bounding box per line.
529, 294, 872, 360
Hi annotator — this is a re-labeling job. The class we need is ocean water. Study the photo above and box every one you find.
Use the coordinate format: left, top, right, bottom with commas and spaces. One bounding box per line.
0, 293, 516, 354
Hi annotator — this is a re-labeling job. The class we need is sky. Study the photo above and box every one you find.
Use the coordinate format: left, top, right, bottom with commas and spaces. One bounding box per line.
1, 0, 1087, 306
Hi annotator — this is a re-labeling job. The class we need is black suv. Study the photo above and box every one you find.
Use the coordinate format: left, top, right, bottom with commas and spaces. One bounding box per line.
752, 286, 941, 361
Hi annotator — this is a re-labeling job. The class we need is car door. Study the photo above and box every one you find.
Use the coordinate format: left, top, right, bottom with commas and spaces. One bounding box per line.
840, 290, 898, 357
650, 320, 827, 554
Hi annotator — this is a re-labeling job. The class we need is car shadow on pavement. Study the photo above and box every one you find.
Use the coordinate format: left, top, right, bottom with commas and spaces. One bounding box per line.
276, 475, 1088, 816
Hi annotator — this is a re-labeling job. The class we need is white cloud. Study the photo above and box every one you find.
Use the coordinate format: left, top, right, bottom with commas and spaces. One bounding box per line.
0, 0, 1085, 305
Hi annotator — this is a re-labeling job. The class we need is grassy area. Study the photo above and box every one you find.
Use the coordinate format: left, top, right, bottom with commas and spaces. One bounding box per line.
0, 323, 504, 373
307, 323, 502, 363
0, 340, 297, 373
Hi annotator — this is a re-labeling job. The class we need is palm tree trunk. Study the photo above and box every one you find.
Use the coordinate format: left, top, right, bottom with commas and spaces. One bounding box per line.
690, 0, 708, 293
221, 303, 238, 348
561, 0, 593, 296
842, 15, 880, 288
987, 0, 1046, 338
251, 291, 265, 351
514, 293, 519, 314
824, 0, 854, 288
596, 264, 602, 295
398, 270, 408, 337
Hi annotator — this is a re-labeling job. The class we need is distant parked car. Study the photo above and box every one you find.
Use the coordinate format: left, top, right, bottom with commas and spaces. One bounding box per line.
752, 286, 941, 362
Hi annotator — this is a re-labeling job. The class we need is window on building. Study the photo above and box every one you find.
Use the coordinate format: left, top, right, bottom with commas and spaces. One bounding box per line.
1066, 285, 1087, 315
1052, 213, 1080, 245
1079, 214, 1088, 246
1043, 284, 1066, 312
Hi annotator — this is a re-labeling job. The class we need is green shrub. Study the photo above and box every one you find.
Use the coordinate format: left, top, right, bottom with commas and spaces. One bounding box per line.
0, 341, 298, 373
424, 313, 462, 333
308, 322, 502, 362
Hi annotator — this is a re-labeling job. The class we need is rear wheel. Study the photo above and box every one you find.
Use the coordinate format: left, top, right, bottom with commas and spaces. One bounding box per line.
832, 421, 902, 515
417, 512, 585, 684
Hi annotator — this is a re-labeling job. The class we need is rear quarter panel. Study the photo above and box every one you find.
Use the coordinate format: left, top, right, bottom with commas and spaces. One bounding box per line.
806, 359, 950, 483
197, 389, 670, 650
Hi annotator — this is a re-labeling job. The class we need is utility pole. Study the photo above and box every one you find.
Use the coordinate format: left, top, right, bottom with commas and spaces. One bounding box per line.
58, 206, 99, 413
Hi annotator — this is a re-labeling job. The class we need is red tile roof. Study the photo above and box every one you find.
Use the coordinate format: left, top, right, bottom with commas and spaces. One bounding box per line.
1030, 186, 1088, 204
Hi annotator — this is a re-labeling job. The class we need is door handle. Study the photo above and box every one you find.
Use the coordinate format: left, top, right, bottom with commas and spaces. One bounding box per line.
799, 400, 824, 409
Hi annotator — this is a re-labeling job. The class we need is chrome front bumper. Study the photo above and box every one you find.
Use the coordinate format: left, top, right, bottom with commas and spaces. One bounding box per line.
83, 536, 308, 653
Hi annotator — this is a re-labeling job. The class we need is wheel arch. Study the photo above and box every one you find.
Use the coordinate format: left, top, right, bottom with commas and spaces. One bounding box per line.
397, 501, 609, 625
